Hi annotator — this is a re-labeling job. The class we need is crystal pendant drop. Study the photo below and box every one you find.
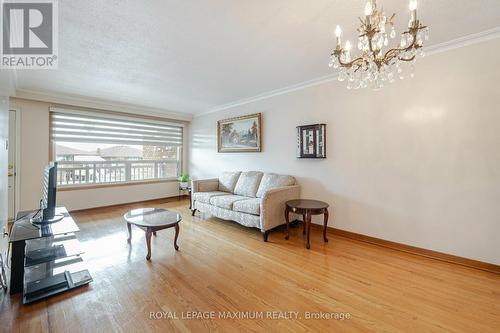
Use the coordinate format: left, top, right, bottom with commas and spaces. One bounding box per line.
388, 72, 395, 83
424, 28, 430, 41
377, 37, 384, 49
338, 70, 347, 82
398, 67, 405, 80
390, 27, 396, 39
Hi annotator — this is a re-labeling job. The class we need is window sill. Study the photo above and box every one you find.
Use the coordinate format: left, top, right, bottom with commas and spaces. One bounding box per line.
57, 179, 178, 191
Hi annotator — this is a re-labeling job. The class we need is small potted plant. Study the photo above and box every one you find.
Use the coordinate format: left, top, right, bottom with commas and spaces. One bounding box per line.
178, 174, 190, 189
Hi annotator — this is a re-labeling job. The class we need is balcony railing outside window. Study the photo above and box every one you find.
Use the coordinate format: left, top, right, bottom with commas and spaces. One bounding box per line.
56, 160, 179, 187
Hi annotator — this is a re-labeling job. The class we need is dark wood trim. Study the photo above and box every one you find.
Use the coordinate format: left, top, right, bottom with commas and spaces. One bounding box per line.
313, 225, 500, 275
69, 195, 188, 214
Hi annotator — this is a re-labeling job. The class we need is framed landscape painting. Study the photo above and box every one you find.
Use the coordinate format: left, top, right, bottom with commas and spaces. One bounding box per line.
217, 113, 262, 152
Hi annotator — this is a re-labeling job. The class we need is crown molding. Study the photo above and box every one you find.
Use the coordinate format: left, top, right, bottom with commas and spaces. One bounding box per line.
425, 26, 500, 55
198, 26, 500, 117
13, 89, 193, 122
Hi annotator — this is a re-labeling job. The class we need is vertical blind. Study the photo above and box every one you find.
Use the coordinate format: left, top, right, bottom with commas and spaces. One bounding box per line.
50, 111, 183, 146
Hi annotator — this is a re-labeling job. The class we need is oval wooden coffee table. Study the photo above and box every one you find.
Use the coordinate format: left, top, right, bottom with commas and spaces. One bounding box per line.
124, 208, 181, 260
285, 199, 329, 249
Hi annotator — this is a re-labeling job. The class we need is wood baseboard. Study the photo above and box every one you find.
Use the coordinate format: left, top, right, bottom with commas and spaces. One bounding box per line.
320, 225, 500, 274
69, 195, 189, 213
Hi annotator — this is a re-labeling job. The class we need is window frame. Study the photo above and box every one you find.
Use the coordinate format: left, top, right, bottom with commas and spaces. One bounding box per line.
49, 108, 185, 190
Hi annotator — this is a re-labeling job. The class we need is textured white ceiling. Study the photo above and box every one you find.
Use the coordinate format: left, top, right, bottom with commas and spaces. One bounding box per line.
7, 0, 500, 115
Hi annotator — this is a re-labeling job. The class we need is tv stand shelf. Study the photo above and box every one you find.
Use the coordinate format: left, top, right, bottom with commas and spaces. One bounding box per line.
9, 207, 92, 304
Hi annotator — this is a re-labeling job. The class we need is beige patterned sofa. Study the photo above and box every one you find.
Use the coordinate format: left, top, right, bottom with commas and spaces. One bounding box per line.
191, 171, 300, 241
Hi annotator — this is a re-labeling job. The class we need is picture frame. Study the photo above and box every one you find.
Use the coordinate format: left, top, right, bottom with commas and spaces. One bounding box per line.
217, 113, 262, 153
296, 124, 326, 159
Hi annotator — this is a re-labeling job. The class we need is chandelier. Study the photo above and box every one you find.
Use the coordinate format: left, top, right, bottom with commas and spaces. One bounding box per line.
329, 0, 429, 90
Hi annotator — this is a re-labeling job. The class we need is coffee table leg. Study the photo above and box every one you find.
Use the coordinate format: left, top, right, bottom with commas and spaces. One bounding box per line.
284, 207, 290, 240
146, 228, 153, 260
174, 224, 180, 251
323, 209, 329, 243
127, 222, 132, 243
302, 214, 306, 235
305, 211, 312, 249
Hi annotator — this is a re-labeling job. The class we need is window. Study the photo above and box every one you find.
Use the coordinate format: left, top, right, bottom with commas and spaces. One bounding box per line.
50, 110, 183, 187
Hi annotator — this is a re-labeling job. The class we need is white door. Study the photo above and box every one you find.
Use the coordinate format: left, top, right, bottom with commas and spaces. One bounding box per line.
8, 110, 16, 221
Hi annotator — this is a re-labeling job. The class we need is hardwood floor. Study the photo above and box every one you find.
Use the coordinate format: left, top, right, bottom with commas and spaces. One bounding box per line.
1, 198, 499, 332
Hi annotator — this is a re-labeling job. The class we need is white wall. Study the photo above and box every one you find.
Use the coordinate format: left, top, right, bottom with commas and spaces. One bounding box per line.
0, 97, 9, 262
57, 182, 180, 211
189, 38, 500, 265
9, 98, 184, 211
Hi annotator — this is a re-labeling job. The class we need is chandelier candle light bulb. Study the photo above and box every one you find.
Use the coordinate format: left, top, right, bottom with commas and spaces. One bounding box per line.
345, 40, 352, 61
335, 25, 342, 46
329, 0, 428, 89
410, 0, 418, 22
365, 2, 373, 24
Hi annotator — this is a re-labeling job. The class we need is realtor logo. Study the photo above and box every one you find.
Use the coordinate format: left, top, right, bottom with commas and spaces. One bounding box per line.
1, 0, 58, 68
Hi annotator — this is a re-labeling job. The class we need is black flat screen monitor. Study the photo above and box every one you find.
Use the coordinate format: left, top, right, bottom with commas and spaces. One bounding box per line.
32, 162, 63, 224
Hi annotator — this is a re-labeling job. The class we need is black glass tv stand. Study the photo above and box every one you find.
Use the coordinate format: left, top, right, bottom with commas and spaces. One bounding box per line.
9, 207, 92, 304
30, 213, 65, 224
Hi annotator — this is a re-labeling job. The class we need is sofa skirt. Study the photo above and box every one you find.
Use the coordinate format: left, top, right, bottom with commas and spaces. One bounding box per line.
194, 201, 261, 230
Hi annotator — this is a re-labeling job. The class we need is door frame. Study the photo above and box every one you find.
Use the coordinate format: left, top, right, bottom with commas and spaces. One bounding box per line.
8, 107, 21, 221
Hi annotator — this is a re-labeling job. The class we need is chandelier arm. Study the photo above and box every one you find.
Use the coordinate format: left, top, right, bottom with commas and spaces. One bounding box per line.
353, 63, 365, 73
334, 53, 366, 69
382, 53, 399, 66
398, 56, 415, 62
382, 36, 418, 61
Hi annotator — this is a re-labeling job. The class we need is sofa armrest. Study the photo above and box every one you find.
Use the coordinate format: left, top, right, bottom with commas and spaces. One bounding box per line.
191, 178, 219, 193
260, 185, 300, 232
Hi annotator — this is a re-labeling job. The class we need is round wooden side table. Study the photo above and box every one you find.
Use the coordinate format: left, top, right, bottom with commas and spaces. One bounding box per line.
285, 199, 329, 249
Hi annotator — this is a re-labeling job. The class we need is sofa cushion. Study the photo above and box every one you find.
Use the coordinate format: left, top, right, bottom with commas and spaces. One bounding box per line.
233, 198, 261, 216
192, 191, 229, 204
256, 173, 296, 198
209, 195, 249, 210
218, 171, 241, 193
233, 171, 263, 198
